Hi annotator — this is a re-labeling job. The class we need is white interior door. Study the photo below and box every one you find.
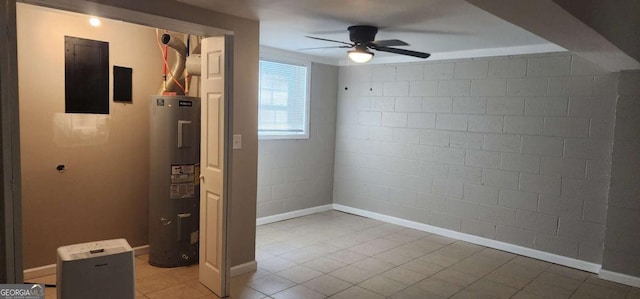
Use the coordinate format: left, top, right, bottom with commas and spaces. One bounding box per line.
199, 36, 230, 297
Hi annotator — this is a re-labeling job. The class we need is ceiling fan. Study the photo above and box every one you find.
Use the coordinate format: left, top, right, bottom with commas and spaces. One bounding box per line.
304, 25, 431, 63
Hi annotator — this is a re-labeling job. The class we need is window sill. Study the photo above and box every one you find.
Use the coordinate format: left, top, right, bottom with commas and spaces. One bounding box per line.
258, 132, 309, 140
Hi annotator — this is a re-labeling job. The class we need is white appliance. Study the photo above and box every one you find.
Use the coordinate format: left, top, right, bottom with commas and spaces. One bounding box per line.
57, 239, 135, 299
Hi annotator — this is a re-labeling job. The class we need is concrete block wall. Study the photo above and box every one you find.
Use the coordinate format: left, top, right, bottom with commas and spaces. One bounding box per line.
603, 70, 640, 276
257, 63, 338, 217
334, 52, 617, 263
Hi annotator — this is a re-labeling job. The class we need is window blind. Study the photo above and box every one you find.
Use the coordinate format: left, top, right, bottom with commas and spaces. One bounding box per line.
258, 60, 308, 135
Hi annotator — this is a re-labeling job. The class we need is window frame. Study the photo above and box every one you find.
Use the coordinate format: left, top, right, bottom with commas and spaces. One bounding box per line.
258, 54, 311, 140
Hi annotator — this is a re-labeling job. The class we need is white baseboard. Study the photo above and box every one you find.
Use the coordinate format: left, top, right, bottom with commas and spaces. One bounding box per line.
26, 206, 638, 288
256, 204, 333, 226
133, 245, 149, 257
25, 243, 258, 280
333, 204, 602, 274
23, 264, 56, 281
599, 270, 640, 288
24, 244, 151, 280
230, 260, 257, 278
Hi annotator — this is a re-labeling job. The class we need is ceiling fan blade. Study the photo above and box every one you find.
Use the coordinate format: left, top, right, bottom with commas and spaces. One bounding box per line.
305, 36, 353, 46
308, 29, 348, 35
299, 45, 352, 50
372, 46, 431, 59
380, 28, 469, 35
368, 39, 409, 47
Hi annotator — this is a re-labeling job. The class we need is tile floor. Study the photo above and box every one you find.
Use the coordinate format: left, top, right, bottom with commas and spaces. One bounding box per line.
33, 210, 640, 298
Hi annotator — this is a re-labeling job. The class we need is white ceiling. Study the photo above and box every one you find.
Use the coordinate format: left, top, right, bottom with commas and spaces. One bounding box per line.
178, 0, 565, 64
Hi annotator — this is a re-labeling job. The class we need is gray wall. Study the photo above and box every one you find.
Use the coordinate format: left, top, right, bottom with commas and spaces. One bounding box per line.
603, 70, 640, 276
334, 52, 617, 263
257, 63, 338, 218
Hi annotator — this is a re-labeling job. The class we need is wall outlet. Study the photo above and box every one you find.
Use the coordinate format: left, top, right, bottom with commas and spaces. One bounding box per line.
232, 134, 242, 149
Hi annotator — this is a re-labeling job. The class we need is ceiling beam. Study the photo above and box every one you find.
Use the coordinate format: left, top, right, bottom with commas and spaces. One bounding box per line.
466, 0, 640, 72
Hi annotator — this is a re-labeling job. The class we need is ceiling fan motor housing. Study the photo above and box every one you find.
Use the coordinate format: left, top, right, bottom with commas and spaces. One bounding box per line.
348, 25, 378, 44
304, 25, 430, 59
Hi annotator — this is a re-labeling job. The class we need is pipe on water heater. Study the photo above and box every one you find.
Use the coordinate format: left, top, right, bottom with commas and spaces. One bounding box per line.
160, 33, 187, 95
185, 41, 202, 77
185, 54, 201, 77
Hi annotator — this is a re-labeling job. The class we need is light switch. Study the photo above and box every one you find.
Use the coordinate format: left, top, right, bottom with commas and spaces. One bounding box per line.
232, 134, 242, 149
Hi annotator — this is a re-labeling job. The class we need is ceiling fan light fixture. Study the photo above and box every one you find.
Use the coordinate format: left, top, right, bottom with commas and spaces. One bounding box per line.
348, 46, 374, 63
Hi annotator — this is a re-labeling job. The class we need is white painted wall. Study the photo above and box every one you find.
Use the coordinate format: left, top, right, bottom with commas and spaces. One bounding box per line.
257, 63, 338, 217
333, 52, 617, 263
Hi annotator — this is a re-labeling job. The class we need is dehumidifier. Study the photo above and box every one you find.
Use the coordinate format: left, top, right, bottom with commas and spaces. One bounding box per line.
57, 238, 135, 299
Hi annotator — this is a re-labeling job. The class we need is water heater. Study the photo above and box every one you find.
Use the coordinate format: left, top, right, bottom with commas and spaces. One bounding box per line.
149, 96, 200, 267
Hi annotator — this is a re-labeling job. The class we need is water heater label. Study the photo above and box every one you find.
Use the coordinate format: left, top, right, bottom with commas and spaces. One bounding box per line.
191, 230, 199, 245
170, 183, 194, 199
170, 164, 195, 199
172, 165, 194, 175
194, 164, 200, 186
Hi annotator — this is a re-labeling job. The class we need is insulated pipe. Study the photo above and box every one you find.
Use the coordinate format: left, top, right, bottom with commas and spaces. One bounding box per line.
160, 33, 187, 95
185, 42, 202, 76
185, 55, 201, 77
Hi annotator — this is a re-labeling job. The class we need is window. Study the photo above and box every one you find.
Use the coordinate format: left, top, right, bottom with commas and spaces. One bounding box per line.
258, 58, 310, 139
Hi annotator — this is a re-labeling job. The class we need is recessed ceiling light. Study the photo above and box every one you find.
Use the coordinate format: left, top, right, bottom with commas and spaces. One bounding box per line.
89, 17, 101, 27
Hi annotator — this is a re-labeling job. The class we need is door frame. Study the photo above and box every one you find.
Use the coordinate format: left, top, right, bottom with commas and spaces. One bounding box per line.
1, 0, 23, 284
1, 0, 233, 287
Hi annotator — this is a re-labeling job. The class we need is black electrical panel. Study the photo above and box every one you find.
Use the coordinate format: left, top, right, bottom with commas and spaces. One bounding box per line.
64, 36, 109, 114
